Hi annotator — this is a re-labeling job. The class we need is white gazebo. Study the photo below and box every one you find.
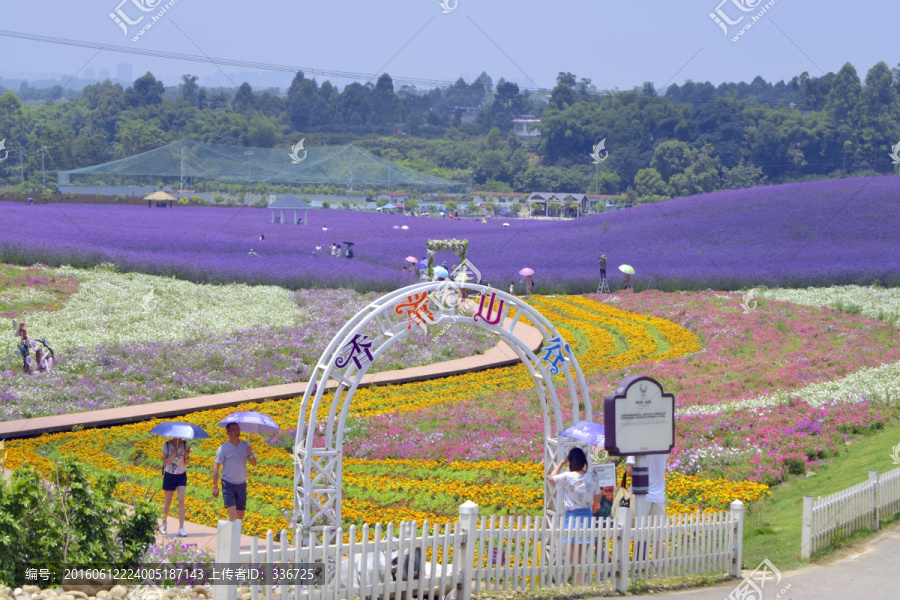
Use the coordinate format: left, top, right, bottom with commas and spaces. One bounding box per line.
269, 194, 312, 225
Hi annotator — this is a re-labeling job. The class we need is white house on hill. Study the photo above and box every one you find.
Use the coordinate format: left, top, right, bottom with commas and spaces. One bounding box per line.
513, 116, 541, 140
375, 191, 410, 206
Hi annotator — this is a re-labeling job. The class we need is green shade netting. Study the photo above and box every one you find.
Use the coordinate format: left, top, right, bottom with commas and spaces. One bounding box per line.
59, 140, 463, 189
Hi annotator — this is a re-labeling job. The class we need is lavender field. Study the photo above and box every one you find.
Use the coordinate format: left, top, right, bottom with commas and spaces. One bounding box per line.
2, 177, 900, 292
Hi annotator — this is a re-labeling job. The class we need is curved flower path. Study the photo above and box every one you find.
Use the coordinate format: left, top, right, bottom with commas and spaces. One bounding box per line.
4, 295, 770, 539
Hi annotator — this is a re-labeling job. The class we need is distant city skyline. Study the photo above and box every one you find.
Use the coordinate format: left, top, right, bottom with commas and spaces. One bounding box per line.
0, 1, 898, 94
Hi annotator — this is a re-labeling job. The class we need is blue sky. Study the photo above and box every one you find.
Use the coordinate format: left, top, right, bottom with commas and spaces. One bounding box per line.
0, 0, 898, 91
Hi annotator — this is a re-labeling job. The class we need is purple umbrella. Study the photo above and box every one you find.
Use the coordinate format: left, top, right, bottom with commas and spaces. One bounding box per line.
218, 411, 280, 434
559, 421, 605, 446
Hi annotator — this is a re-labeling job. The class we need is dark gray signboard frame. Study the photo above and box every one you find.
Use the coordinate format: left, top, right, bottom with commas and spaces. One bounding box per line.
603, 375, 675, 457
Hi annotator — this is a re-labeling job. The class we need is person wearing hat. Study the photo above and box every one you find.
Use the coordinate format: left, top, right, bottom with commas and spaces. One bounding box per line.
599, 255, 607, 281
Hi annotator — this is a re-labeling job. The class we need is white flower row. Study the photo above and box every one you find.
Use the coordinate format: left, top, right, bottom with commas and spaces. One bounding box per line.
2, 266, 307, 354
682, 359, 900, 416
755, 284, 900, 321
0, 285, 58, 306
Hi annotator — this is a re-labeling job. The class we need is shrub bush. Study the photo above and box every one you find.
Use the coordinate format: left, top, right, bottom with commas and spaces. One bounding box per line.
0, 459, 157, 587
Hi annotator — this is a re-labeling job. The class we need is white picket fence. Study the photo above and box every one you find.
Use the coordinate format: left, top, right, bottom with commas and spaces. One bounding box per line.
801, 466, 900, 559
212, 500, 745, 600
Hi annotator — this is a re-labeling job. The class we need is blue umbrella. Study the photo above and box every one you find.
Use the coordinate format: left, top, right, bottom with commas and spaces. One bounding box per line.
433, 266, 449, 280
150, 421, 210, 440
559, 421, 605, 446
417, 260, 428, 269
218, 411, 280, 434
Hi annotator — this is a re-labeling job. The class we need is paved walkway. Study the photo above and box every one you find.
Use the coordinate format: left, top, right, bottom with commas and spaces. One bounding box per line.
0, 317, 542, 440
2, 316, 542, 552
623, 522, 900, 599
156, 515, 261, 553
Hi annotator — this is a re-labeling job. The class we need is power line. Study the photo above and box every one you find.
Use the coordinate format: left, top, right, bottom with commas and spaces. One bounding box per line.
0, 29, 490, 92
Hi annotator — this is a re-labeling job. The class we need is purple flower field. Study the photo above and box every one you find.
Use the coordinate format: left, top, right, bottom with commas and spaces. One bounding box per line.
2, 177, 899, 292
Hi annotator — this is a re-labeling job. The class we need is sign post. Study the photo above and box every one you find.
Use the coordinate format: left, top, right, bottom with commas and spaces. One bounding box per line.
603, 376, 675, 518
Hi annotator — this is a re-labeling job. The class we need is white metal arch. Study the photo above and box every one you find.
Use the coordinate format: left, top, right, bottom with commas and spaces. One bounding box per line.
293, 282, 593, 538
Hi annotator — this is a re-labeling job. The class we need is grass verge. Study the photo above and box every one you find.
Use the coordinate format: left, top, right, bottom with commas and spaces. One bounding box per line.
742, 418, 900, 571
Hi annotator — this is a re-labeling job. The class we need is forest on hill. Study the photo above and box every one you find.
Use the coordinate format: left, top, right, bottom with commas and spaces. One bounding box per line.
1, 60, 899, 199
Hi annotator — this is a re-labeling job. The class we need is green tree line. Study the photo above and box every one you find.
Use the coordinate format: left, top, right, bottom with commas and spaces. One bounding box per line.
0, 61, 898, 198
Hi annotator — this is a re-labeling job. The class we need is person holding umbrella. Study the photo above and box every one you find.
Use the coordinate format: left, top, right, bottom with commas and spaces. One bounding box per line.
519, 268, 534, 295
212, 412, 277, 522
161, 437, 190, 536
151, 421, 209, 536
212, 422, 258, 522
619, 264, 634, 291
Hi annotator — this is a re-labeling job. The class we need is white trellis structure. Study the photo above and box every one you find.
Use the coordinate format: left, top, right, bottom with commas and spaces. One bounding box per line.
294, 282, 592, 539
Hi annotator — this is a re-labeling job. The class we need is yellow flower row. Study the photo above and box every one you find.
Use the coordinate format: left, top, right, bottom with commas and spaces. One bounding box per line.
3, 296, 714, 539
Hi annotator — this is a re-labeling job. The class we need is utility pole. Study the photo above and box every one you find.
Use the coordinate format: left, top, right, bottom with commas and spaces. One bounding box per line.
180, 147, 186, 191
39, 146, 48, 192
346, 151, 354, 194
17, 147, 23, 184
244, 150, 253, 188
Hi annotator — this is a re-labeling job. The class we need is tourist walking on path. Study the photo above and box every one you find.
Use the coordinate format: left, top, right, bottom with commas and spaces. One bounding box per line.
548, 448, 603, 585
161, 438, 191, 536
599, 255, 607, 281
623, 273, 631, 290
211, 423, 257, 522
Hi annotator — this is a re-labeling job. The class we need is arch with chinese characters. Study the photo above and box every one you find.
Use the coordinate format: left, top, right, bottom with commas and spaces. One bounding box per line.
293, 282, 592, 538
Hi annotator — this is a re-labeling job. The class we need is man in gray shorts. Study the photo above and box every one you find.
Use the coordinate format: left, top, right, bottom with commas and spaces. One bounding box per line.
212, 422, 258, 521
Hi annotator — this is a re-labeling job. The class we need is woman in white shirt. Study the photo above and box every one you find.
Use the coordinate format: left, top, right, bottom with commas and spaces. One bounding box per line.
161, 437, 191, 537
549, 447, 603, 584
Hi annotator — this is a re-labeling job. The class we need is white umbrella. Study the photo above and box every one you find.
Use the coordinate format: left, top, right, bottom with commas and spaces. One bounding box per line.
218, 411, 280, 434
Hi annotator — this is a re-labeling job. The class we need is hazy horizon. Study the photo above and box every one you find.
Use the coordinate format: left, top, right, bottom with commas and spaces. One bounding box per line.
0, 0, 898, 93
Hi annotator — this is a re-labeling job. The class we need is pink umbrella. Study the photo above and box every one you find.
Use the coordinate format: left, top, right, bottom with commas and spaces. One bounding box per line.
519, 268, 534, 277
405, 256, 418, 264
